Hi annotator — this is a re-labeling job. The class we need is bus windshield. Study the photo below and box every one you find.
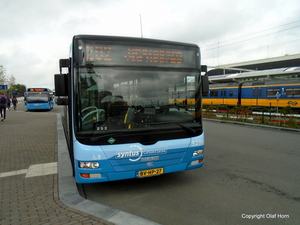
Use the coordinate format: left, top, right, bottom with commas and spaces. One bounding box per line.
26, 92, 50, 103
75, 67, 201, 144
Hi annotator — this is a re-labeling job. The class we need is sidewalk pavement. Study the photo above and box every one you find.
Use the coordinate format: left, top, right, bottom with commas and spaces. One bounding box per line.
0, 101, 113, 225
0, 100, 160, 225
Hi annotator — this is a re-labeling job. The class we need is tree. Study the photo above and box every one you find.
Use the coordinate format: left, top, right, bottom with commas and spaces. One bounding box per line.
1, 65, 26, 96
0, 65, 6, 84
0, 65, 15, 87
9, 84, 26, 96
7, 74, 16, 87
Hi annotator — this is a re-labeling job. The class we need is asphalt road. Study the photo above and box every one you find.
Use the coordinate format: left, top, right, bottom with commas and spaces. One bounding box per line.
79, 120, 300, 225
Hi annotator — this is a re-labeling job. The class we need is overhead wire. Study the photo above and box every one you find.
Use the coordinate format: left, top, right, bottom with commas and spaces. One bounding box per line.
207, 38, 300, 60
202, 19, 300, 50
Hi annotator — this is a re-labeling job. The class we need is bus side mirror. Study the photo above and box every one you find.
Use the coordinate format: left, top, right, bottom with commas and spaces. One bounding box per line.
54, 74, 68, 105
201, 75, 209, 95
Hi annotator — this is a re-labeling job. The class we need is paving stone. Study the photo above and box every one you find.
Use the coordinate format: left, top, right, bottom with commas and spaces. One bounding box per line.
0, 103, 113, 225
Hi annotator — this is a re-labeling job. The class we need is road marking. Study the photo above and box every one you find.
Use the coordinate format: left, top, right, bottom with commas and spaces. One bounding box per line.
25, 162, 57, 178
0, 162, 57, 178
0, 169, 28, 178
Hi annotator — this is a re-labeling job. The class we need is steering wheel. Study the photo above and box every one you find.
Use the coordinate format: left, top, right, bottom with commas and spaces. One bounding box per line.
81, 106, 105, 124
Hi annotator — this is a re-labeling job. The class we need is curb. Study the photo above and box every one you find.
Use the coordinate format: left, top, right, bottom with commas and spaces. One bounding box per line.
57, 114, 161, 225
203, 118, 300, 133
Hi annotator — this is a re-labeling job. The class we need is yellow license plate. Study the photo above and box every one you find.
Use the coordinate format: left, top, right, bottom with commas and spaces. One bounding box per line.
138, 168, 164, 178
36, 107, 41, 109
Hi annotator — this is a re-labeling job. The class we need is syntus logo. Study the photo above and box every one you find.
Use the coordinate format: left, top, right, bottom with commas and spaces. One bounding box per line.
116, 145, 143, 162
115, 145, 167, 162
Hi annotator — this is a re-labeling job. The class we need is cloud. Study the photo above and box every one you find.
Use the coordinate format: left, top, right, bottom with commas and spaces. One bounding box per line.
0, 45, 48, 86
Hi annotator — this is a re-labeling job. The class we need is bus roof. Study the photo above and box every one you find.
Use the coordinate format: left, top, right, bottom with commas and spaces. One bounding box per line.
73, 35, 199, 48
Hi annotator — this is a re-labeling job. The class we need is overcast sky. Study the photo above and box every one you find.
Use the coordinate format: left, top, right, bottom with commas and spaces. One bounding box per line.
1, 0, 300, 89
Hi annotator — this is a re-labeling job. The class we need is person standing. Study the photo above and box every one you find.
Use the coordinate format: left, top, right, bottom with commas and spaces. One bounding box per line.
0, 92, 8, 121
12, 96, 18, 110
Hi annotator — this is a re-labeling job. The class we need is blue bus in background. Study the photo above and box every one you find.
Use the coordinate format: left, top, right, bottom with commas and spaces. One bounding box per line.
54, 35, 209, 184
24, 87, 54, 111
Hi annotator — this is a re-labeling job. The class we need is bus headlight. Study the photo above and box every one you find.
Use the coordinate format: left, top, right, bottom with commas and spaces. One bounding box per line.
79, 162, 100, 169
193, 149, 203, 157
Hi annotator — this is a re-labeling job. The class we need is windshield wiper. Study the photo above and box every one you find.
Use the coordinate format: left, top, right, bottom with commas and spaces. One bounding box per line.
149, 122, 198, 136
90, 132, 124, 142
175, 123, 197, 135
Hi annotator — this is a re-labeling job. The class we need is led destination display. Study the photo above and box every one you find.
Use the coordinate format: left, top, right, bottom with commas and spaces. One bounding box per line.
79, 43, 198, 68
27, 88, 48, 92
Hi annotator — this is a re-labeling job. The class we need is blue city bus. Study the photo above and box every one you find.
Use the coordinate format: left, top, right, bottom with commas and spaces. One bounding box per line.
24, 88, 54, 111
55, 35, 209, 184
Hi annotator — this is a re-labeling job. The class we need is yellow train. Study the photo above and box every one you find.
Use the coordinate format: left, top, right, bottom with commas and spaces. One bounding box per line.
203, 79, 300, 110
169, 67, 300, 112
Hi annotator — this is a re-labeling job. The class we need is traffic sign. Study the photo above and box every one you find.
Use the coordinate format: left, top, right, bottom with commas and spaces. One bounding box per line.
276, 92, 281, 99
0, 85, 8, 90
8, 91, 19, 95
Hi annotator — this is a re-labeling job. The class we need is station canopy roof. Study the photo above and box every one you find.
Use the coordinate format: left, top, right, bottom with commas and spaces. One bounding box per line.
206, 53, 300, 76
206, 53, 300, 83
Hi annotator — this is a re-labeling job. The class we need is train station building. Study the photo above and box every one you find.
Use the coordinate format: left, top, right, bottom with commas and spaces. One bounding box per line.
206, 53, 300, 76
